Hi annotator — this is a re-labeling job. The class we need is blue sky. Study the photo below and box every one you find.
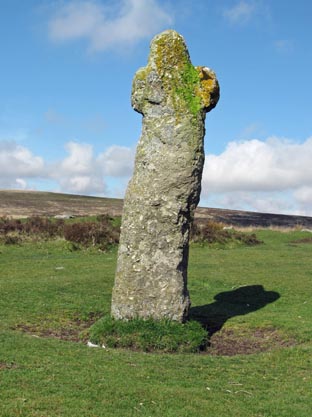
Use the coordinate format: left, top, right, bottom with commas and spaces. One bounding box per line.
0, 0, 311, 215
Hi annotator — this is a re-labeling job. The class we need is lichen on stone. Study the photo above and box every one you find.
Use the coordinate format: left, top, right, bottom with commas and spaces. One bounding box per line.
196, 66, 220, 112
151, 31, 200, 117
111, 30, 219, 322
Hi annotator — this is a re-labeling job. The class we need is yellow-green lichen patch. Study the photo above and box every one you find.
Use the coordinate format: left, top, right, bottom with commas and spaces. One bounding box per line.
133, 31, 219, 120
135, 66, 149, 81
152, 31, 189, 77
151, 31, 202, 117
196, 66, 219, 111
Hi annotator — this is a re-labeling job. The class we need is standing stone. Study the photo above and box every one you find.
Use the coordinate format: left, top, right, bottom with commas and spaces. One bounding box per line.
111, 30, 219, 322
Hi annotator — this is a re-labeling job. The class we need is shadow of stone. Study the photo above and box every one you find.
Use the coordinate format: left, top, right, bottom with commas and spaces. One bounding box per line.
189, 285, 280, 336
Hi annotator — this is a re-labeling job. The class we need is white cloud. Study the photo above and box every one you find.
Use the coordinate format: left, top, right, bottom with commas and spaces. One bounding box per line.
48, 1, 102, 41
15, 178, 28, 190
57, 174, 104, 195
223, 0, 257, 24
201, 136, 312, 215
294, 186, 312, 215
202, 191, 298, 215
295, 186, 312, 204
51, 141, 105, 194
1, 136, 312, 215
0, 140, 45, 190
202, 137, 312, 193
60, 141, 95, 175
48, 0, 173, 52
0, 141, 44, 179
0, 139, 134, 196
98, 145, 135, 177
50, 141, 134, 195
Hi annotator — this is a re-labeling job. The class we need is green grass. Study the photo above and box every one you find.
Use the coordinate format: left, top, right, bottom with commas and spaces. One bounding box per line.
89, 316, 207, 353
0, 230, 311, 416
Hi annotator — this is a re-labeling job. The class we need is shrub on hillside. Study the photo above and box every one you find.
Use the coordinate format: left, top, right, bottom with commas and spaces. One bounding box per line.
3, 234, 21, 245
63, 217, 119, 250
0, 215, 119, 249
191, 220, 230, 244
191, 220, 262, 246
23, 216, 65, 238
0, 217, 23, 235
0, 216, 64, 239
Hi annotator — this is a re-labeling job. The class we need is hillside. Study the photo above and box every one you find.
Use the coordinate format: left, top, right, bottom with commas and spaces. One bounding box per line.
1, 190, 312, 228
0, 190, 123, 218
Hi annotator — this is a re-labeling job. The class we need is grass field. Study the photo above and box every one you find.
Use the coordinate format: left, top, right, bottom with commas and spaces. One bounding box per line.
0, 230, 311, 416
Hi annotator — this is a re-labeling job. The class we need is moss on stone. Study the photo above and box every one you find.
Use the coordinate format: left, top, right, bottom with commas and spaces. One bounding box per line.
177, 62, 202, 116
132, 31, 219, 121
152, 31, 202, 117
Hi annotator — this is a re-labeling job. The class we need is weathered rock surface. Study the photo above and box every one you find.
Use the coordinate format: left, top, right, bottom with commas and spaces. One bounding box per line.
111, 30, 219, 322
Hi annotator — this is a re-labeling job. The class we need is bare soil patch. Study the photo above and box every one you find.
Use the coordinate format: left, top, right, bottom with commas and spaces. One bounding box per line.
13, 312, 102, 343
206, 327, 296, 356
291, 237, 312, 244
14, 319, 296, 356
0, 362, 18, 370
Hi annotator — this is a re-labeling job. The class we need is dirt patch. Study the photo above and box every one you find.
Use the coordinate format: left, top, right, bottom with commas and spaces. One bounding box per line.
291, 237, 312, 244
13, 312, 102, 343
14, 317, 296, 356
206, 327, 296, 356
0, 362, 18, 370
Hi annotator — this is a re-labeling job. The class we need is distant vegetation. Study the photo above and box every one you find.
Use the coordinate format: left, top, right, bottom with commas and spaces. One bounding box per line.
0, 215, 262, 250
0, 215, 120, 251
191, 220, 263, 247
1, 190, 312, 228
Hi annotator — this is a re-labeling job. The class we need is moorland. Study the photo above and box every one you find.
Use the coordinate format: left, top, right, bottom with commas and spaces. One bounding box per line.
0, 190, 311, 416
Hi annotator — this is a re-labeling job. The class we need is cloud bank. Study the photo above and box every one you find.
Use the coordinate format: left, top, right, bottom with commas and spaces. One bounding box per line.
201, 137, 312, 215
48, 0, 173, 52
202, 137, 312, 193
0, 140, 135, 196
0, 141, 44, 189
1, 137, 312, 215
